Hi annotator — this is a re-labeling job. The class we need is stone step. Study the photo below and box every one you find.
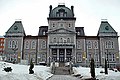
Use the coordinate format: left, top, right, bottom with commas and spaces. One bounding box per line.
47, 75, 80, 80
54, 67, 70, 75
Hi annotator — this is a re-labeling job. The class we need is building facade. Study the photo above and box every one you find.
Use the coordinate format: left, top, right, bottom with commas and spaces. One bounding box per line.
0, 36, 5, 59
4, 4, 119, 67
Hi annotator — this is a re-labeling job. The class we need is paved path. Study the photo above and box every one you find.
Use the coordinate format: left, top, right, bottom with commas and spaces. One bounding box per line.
47, 75, 80, 80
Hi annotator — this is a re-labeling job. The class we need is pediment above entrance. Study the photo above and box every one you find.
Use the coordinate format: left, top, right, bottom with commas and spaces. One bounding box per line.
48, 28, 75, 34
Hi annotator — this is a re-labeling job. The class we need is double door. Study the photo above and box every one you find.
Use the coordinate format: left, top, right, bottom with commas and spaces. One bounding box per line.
52, 49, 72, 62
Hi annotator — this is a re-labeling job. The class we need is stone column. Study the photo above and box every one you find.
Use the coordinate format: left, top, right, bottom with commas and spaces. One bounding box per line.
50, 49, 52, 62
65, 48, 66, 62
57, 49, 59, 62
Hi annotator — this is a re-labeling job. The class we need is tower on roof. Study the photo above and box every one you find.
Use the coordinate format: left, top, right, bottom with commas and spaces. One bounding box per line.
48, 4, 75, 20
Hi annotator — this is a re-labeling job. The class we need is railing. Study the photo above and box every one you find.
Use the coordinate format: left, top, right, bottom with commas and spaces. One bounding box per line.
49, 42, 75, 46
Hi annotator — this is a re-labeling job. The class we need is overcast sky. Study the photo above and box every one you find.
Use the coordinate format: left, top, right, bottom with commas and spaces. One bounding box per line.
0, 0, 120, 37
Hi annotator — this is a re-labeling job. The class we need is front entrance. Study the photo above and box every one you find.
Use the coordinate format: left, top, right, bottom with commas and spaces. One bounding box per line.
59, 49, 65, 62
51, 48, 72, 63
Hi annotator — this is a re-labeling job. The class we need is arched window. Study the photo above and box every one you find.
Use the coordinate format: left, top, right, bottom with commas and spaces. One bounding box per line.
60, 37, 63, 43
8, 40, 12, 48
87, 41, 92, 49
41, 40, 46, 49
93, 41, 98, 49
31, 40, 36, 49
53, 37, 57, 43
67, 38, 70, 43
77, 40, 81, 49
12, 40, 15, 48
43, 31, 46, 35
25, 41, 29, 49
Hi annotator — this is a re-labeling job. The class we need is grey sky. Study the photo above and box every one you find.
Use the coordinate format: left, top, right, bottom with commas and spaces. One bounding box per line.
0, 0, 120, 37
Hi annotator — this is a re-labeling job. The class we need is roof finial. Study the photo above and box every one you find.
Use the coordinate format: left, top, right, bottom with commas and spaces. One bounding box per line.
15, 19, 22, 21
58, 3, 65, 5
101, 19, 107, 21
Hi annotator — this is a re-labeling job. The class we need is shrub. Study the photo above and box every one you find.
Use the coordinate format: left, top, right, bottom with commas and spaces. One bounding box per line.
90, 58, 95, 78
105, 59, 108, 74
29, 59, 34, 74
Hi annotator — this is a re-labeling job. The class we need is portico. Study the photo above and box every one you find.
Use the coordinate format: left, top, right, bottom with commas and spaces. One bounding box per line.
48, 44, 75, 64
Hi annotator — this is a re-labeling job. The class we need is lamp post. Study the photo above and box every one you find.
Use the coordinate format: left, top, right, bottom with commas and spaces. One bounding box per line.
12, 45, 18, 63
48, 56, 51, 66
106, 49, 109, 68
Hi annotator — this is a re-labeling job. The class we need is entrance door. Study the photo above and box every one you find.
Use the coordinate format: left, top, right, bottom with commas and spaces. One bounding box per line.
59, 49, 64, 62
66, 49, 72, 62
52, 49, 57, 62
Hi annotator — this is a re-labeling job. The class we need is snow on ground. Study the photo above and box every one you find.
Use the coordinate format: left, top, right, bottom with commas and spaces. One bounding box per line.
0, 61, 53, 80
73, 66, 120, 80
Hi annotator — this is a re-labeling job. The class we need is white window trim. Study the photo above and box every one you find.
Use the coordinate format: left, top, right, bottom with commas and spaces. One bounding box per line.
31, 40, 36, 49
93, 41, 98, 49
25, 41, 30, 49
77, 40, 81, 49
77, 53, 82, 62
87, 41, 92, 49
41, 40, 46, 49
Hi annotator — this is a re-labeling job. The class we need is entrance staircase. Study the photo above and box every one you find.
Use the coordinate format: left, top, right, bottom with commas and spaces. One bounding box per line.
51, 62, 73, 75
54, 66, 70, 75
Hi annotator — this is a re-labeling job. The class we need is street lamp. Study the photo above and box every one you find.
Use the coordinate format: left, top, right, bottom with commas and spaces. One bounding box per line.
106, 49, 109, 68
48, 56, 51, 66
12, 45, 18, 63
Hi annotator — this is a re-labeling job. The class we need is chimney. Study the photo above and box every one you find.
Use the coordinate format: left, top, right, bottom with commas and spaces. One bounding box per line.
49, 5, 52, 17
71, 6, 74, 16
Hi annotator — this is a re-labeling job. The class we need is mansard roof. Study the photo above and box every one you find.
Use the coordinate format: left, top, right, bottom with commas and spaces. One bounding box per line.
97, 21, 118, 37
5, 21, 26, 37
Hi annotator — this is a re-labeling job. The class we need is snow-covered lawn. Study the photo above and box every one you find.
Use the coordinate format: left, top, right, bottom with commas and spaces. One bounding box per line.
0, 61, 53, 80
73, 66, 120, 80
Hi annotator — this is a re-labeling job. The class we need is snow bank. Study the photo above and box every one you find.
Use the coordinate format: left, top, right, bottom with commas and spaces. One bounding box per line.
73, 66, 120, 80
0, 61, 53, 80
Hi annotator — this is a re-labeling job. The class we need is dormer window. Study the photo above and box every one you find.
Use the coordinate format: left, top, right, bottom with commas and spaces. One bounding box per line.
53, 23, 55, 27
43, 31, 46, 35
60, 12, 64, 17
60, 24, 63, 27
77, 31, 80, 35
14, 26, 18, 30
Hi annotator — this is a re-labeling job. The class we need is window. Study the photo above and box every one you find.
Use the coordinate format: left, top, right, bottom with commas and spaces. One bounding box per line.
93, 41, 98, 49
68, 24, 71, 27
8, 40, 18, 49
88, 53, 91, 61
25, 41, 29, 49
87, 41, 92, 49
77, 53, 82, 62
77, 40, 81, 49
31, 40, 36, 49
94, 53, 99, 62
53, 23, 55, 27
111, 42, 114, 49
67, 38, 70, 43
43, 31, 46, 35
41, 40, 46, 49
60, 12, 64, 17
112, 54, 115, 61
77, 32, 80, 35
24, 53, 28, 60
53, 38, 57, 43
12, 41, 15, 48
60, 37, 63, 43
41, 53, 46, 62
105, 41, 114, 49
60, 23, 63, 27
108, 41, 111, 49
